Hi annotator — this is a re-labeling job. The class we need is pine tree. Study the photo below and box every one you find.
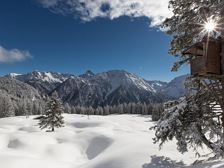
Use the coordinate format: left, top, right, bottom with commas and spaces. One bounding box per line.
117, 104, 124, 114
88, 106, 94, 115
153, 78, 224, 156
64, 103, 71, 114
0, 95, 15, 118
98, 107, 104, 115
153, 0, 224, 157
25, 99, 32, 118
152, 103, 163, 121
15, 100, 25, 116
71, 106, 76, 114
104, 105, 110, 115
162, 0, 223, 71
39, 92, 64, 132
32, 102, 41, 115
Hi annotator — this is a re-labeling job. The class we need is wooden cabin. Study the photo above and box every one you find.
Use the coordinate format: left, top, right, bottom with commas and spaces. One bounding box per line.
183, 38, 222, 77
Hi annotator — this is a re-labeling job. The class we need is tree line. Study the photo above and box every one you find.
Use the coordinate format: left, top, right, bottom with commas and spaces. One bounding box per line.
64, 102, 163, 120
0, 93, 163, 121
0, 94, 44, 118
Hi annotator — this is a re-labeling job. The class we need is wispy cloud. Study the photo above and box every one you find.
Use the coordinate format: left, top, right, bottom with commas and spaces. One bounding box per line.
0, 45, 32, 63
37, 0, 172, 26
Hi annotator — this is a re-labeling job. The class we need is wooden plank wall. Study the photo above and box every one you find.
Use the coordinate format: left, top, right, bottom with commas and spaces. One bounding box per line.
221, 7, 224, 74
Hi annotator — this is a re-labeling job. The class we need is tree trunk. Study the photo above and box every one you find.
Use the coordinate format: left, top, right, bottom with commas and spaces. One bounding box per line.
196, 124, 214, 150
52, 127, 54, 132
220, 5, 224, 127
218, 80, 224, 128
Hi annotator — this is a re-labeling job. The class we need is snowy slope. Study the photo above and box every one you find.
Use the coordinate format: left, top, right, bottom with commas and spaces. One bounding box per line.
147, 80, 168, 91
161, 75, 189, 98
0, 77, 42, 101
0, 114, 222, 168
101, 70, 156, 93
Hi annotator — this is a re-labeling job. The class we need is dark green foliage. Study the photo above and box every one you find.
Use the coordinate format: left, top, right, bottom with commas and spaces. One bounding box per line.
39, 94, 64, 132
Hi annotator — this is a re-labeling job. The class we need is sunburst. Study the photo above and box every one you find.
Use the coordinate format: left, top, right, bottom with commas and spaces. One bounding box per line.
199, 16, 222, 38
204, 19, 217, 33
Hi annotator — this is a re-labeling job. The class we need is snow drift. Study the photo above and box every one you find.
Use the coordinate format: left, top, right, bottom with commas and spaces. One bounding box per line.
0, 114, 223, 168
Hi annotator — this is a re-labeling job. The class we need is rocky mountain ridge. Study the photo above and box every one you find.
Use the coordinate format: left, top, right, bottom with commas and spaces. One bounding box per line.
4, 70, 188, 107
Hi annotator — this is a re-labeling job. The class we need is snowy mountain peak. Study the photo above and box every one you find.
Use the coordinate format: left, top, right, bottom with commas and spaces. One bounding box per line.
3, 70, 188, 106
160, 74, 189, 98
103, 70, 156, 93
5, 71, 76, 94
147, 80, 168, 91
80, 70, 95, 78
85, 70, 95, 76
7, 73, 21, 78
8, 71, 75, 84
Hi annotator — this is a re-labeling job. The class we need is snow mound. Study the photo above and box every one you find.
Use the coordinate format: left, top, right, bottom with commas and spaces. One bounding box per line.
0, 115, 223, 168
71, 122, 101, 128
86, 135, 113, 160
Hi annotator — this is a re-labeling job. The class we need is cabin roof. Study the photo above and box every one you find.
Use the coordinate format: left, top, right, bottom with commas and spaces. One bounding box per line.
182, 37, 221, 57
182, 42, 203, 56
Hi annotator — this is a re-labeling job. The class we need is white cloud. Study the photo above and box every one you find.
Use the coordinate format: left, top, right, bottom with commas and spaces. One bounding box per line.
37, 0, 172, 26
0, 45, 32, 63
38, 0, 59, 8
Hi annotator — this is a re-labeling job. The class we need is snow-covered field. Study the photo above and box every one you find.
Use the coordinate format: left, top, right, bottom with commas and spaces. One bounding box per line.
0, 114, 223, 168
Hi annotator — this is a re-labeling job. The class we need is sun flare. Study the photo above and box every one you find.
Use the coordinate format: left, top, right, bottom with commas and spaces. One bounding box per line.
204, 19, 217, 32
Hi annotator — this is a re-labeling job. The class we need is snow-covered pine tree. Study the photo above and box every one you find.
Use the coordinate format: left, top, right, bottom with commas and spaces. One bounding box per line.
104, 105, 110, 115
117, 104, 124, 114
32, 101, 41, 115
152, 103, 163, 121
25, 99, 32, 118
153, 77, 224, 156
153, 0, 224, 157
163, 0, 223, 71
89, 106, 94, 115
39, 92, 64, 132
71, 106, 76, 114
98, 107, 104, 115
0, 95, 15, 118
64, 103, 71, 114
15, 100, 25, 116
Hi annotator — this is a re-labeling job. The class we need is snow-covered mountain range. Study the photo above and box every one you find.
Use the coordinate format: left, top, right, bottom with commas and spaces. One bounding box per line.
4, 70, 188, 107
6, 71, 75, 94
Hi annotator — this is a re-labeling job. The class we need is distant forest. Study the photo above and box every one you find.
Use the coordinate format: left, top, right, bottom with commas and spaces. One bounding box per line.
0, 93, 163, 121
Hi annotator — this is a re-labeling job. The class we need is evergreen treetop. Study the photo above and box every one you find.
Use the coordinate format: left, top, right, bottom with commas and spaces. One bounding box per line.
39, 92, 64, 132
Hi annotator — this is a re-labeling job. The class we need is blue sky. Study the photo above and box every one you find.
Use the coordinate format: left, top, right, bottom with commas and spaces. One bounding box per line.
0, 0, 188, 81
